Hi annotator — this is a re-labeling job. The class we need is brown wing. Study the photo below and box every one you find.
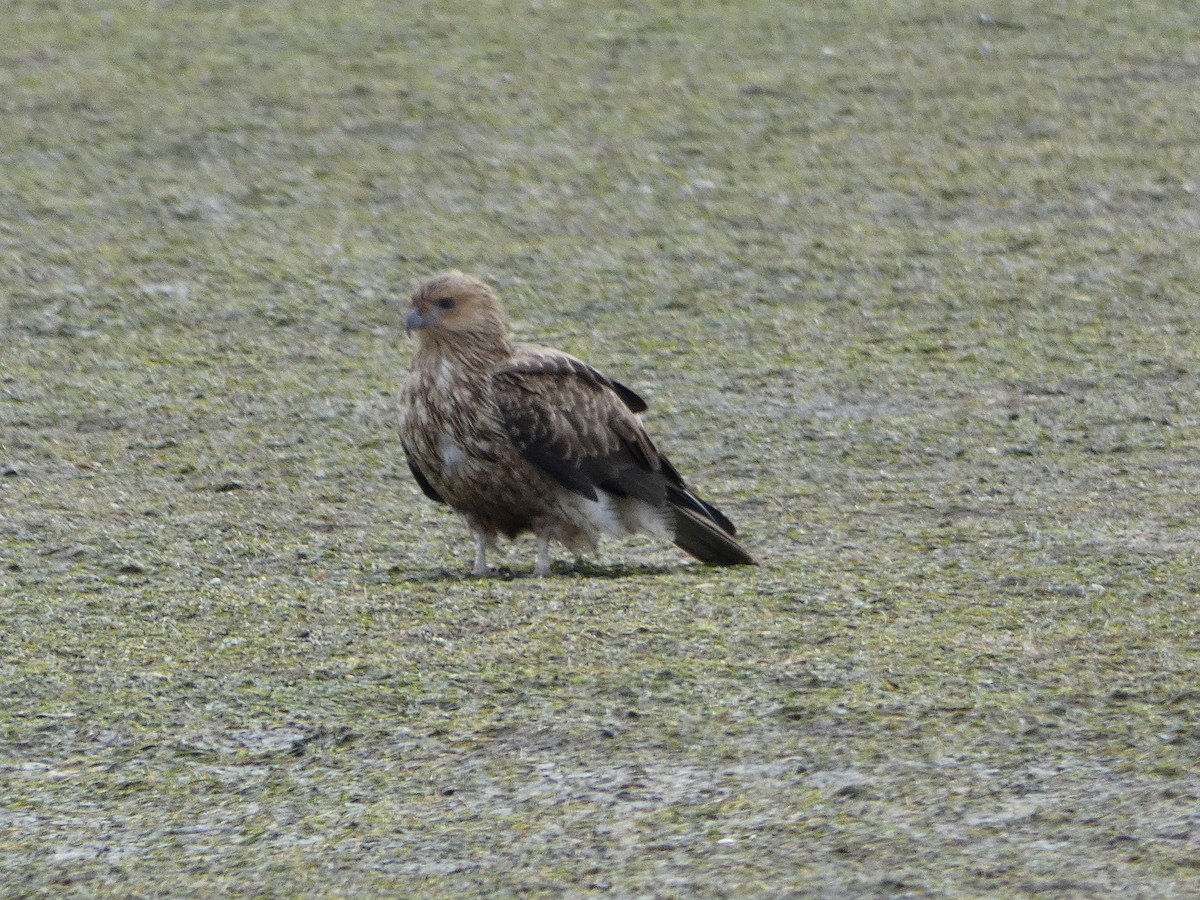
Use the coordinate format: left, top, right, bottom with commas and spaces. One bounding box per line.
494, 345, 754, 565
493, 347, 666, 507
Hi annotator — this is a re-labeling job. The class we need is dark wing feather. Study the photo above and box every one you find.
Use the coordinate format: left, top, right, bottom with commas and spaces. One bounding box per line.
404, 447, 446, 504
519, 441, 600, 501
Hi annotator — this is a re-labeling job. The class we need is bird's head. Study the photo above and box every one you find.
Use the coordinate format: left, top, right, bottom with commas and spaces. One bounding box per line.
404, 271, 509, 346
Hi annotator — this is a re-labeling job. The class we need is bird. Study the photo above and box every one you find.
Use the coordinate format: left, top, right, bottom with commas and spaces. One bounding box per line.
398, 271, 756, 576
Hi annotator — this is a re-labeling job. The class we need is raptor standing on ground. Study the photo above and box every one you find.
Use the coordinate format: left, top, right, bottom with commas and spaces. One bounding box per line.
398, 271, 756, 576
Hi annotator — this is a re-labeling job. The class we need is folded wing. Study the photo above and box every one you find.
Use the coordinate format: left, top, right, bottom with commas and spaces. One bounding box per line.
493, 346, 755, 566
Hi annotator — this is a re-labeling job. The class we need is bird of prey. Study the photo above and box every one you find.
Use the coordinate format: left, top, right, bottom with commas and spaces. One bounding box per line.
398, 271, 756, 576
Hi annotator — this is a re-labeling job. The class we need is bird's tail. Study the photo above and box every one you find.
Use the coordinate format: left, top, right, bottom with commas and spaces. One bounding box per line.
667, 487, 757, 566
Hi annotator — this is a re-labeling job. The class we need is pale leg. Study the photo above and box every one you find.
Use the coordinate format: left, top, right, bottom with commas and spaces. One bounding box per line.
534, 535, 552, 577
471, 532, 491, 577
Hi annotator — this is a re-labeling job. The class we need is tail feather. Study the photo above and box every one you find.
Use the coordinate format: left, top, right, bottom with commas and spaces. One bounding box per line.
668, 500, 757, 567
666, 485, 737, 536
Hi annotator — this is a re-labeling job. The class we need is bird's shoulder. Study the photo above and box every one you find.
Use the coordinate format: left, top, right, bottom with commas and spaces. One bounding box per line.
493, 344, 649, 414
489, 343, 663, 487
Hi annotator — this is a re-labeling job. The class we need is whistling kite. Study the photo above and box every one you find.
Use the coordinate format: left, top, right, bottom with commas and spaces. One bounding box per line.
399, 271, 755, 576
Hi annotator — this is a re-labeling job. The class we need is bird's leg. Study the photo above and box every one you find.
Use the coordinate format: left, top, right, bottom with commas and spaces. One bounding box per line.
470, 531, 493, 577
534, 535, 552, 577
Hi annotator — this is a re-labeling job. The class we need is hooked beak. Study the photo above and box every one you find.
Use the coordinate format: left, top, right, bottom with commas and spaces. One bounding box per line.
405, 307, 436, 337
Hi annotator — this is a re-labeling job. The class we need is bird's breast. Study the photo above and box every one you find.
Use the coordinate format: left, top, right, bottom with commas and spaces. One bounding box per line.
401, 361, 527, 500
438, 430, 468, 471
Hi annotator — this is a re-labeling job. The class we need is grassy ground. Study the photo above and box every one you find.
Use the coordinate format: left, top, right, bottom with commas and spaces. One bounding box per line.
3, 0, 1199, 895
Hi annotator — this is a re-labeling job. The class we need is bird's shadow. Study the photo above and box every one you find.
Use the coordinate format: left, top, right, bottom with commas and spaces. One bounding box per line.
557, 559, 679, 579
382, 559, 681, 584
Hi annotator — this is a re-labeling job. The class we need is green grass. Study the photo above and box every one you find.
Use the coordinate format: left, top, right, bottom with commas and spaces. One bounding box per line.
3, 0, 1199, 895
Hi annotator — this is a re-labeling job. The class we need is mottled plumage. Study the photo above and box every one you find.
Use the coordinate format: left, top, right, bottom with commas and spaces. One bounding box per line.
398, 271, 755, 576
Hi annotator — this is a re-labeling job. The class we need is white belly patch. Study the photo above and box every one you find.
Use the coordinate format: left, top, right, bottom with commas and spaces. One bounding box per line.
438, 431, 467, 471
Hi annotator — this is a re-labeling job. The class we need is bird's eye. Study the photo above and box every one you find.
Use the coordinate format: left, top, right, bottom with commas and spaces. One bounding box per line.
437, 297, 456, 310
